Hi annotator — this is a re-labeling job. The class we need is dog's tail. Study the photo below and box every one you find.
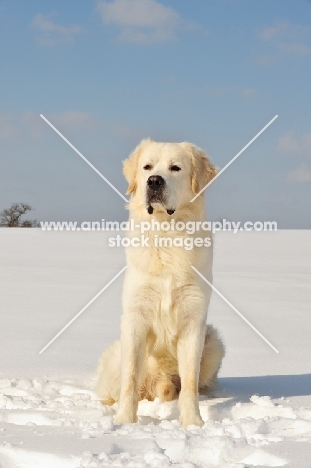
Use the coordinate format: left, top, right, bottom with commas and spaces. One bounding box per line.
199, 324, 225, 393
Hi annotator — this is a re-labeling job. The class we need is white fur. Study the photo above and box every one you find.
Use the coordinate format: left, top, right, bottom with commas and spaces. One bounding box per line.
97, 140, 225, 428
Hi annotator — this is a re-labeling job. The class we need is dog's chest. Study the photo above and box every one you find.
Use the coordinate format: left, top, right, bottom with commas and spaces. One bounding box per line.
157, 274, 174, 317
150, 273, 180, 354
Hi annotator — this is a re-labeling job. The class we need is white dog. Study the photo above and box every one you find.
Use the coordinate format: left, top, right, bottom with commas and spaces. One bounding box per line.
97, 139, 225, 428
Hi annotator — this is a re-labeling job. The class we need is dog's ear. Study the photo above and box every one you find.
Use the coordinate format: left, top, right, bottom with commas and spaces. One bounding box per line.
181, 143, 218, 196
123, 139, 152, 195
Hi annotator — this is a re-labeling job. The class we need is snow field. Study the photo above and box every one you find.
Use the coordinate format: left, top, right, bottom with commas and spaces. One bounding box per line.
1, 376, 311, 467
1, 229, 311, 466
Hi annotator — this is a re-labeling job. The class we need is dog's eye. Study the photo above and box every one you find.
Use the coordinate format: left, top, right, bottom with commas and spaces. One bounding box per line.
170, 165, 181, 172
143, 164, 152, 170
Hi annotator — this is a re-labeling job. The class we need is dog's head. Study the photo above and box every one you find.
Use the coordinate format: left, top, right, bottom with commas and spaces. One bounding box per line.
123, 139, 218, 215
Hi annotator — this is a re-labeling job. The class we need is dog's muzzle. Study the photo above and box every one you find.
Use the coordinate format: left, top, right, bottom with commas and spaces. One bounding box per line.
146, 175, 175, 215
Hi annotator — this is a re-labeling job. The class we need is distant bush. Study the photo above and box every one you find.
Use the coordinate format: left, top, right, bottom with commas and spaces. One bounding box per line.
0, 203, 38, 227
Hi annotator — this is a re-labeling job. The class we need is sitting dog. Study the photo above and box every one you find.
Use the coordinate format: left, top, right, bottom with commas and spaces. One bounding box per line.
97, 139, 225, 428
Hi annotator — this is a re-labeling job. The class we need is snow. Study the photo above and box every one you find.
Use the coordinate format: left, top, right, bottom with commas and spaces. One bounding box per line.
0, 228, 311, 467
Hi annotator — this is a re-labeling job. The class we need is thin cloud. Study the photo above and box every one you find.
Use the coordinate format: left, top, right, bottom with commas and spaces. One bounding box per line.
18, 111, 154, 142
97, 0, 185, 43
47, 111, 104, 132
4, 112, 104, 139
204, 85, 234, 97
287, 163, 311, 184
259, 21, 311, 56
242, 88, 258, 100
276, 132, 311, 158
279, 42, 311, 56
0, 114, 18, 140
32, 13, 83, 46
259, 22, 289, 41
204, 85, 258, 100
21, 112, 46, 139
257, 55, 276, 67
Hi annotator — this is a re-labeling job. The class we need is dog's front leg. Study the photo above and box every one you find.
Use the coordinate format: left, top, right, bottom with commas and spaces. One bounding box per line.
177, 320, 205, 428
114, 314, 147, 424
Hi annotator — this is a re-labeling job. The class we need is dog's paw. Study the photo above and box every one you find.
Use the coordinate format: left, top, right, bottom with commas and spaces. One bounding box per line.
100, 398, 115, 406
179, 413, 204, 429
114, 412, 138, 425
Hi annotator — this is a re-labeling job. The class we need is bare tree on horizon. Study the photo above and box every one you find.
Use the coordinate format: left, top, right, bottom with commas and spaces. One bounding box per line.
0, 203, 38, 227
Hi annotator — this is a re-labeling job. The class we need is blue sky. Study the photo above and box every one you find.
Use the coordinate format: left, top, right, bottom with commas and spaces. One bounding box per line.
1, 0, 311, 227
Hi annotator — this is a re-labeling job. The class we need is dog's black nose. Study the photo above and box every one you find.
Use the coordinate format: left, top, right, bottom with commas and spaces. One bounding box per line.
147, 175, 165, 189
